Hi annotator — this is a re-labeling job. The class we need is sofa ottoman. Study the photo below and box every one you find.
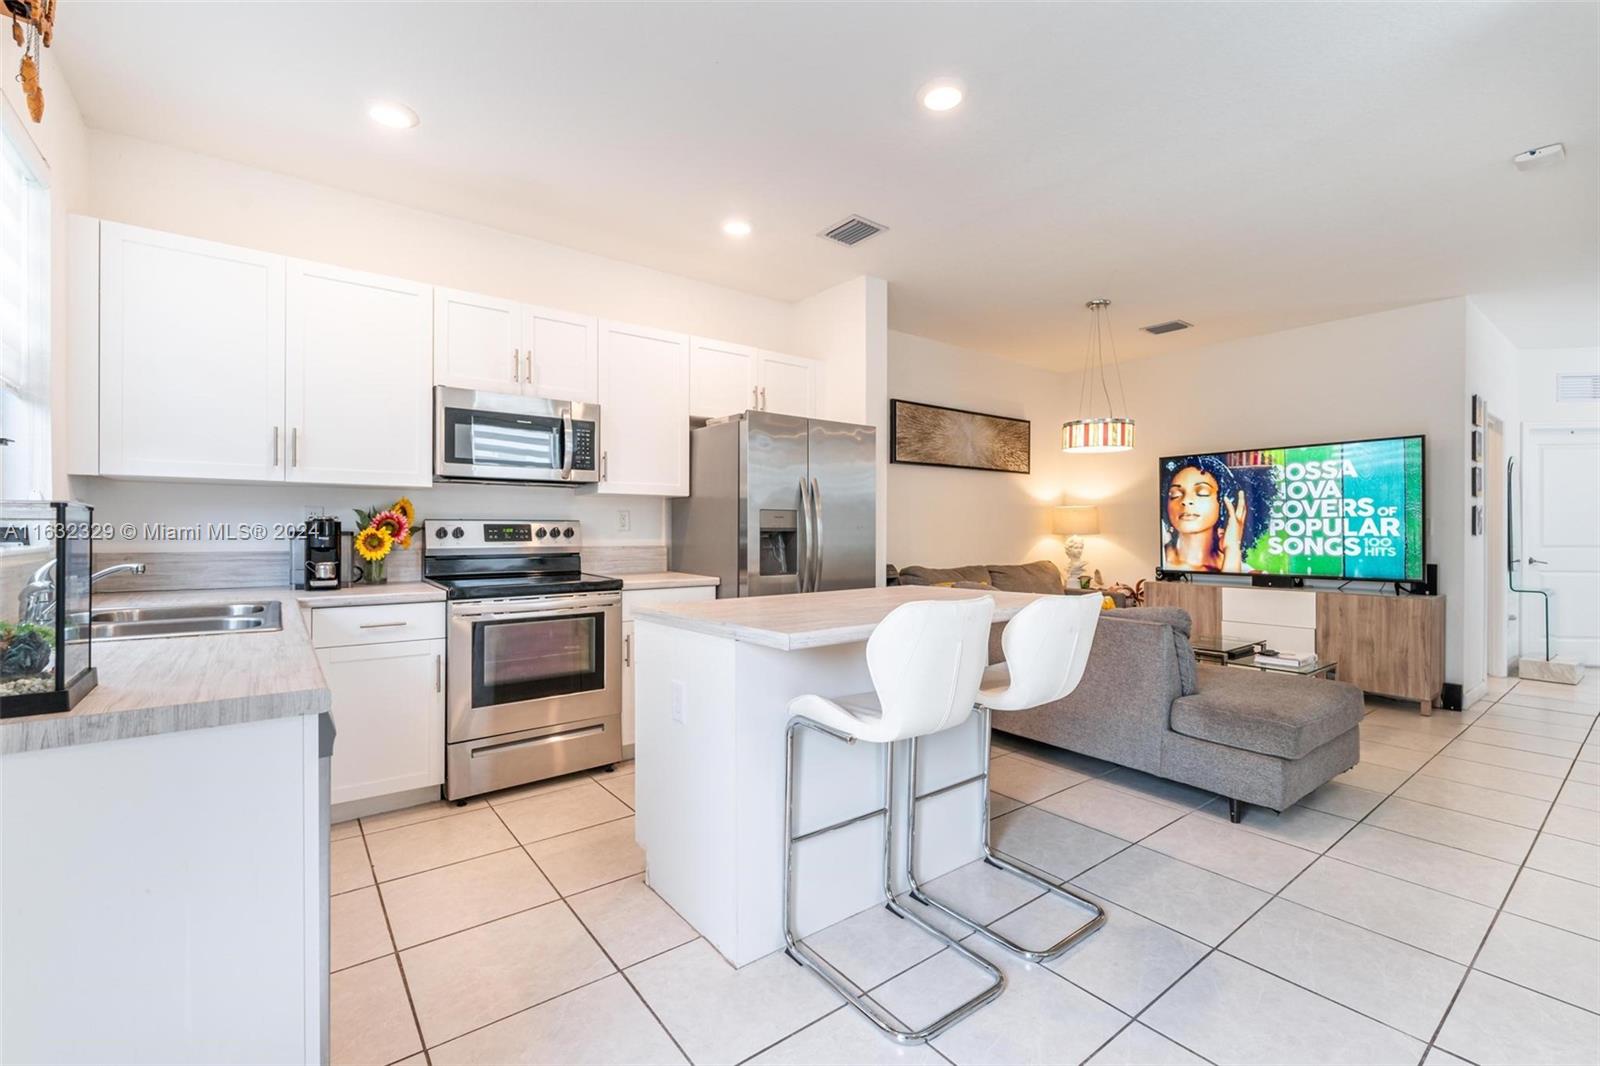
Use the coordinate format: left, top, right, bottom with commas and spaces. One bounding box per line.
1162, 665, 1364, 818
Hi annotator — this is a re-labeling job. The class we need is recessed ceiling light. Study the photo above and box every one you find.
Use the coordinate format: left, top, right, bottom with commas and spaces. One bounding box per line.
722, 219, 752, 238
919, 80, 964, 112
368, 101, 419, 130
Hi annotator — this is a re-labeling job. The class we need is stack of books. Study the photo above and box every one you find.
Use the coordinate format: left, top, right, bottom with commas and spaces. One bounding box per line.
1256, 650, 1318, 668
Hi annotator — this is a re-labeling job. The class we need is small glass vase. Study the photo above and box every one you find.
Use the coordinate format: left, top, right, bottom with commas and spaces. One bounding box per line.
361, 556, 388, 585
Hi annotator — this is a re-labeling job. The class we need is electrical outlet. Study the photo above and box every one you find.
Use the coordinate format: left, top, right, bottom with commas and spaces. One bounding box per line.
617, 509, 632, 533
670, 680, 686, 724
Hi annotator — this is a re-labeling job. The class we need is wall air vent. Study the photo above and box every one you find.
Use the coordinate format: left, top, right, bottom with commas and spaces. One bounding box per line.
1140, 319, 1193, 335
819, 215, 887, 246
1556, 372, 1600, 403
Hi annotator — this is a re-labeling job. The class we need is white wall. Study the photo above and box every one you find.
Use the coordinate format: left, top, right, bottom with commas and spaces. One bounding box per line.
1519, 347, 1600, 425
889, 299, 1483, 686
1463, 301, 1523, 692
71, 133, 885, 550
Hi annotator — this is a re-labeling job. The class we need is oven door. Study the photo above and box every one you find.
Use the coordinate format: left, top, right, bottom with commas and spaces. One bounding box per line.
433, 386, 600, 484
447, 592, 621, 743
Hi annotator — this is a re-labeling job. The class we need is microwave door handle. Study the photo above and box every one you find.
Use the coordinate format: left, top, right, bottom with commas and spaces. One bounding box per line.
561, 410, 575, 481
811, 476, 823, 592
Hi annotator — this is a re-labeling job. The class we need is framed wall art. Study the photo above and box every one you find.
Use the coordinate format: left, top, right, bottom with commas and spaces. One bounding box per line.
889, 399, 1031, 474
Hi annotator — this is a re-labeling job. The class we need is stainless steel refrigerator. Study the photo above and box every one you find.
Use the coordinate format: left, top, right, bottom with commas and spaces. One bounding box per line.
670, 411, 876, 597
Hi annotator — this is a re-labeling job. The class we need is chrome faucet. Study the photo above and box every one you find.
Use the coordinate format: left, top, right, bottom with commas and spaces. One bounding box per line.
16, 562, 147, 627
92, 562, 148, 584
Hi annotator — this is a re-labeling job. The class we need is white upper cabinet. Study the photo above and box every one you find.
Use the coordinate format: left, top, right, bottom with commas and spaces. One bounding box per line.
433, 287, 521, 393
689, 338, 758, 418
757, 351, 816, 418
99, 222, 287, 481
524, 304, 598, 404
594, 321, 690, 496
285, 260, 433, 487
434, 288, 598, 403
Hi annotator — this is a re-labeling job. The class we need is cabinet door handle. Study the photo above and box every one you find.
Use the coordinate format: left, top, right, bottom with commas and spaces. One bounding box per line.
525, 351, 533, 387
290, 427, 299, 467
760, 386, 767, 410
601, 450, 608, 482
512, 348, 520, 383
271, 426, 280, 467
751, 385, 758, 410
435, 653, 442, 693
358, 620, 408, 629
624, 633, 632, 667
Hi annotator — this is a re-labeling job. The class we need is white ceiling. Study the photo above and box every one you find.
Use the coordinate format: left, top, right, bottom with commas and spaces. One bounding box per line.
57, 2, 1598, 366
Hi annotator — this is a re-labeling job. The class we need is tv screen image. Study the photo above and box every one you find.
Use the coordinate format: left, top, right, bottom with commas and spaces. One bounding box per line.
1159, 435, 1424, 582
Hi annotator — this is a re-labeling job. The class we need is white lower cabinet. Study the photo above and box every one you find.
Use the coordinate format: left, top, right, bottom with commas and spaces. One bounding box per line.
620, 585, 715, 749
315, 624, 445, 806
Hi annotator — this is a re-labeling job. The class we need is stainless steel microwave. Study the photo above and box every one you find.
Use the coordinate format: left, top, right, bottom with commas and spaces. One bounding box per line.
433, 386, 601, 485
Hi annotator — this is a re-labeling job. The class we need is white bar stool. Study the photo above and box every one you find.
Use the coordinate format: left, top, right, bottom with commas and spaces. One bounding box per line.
783, 596, 1004, 1045
905, 594, 1107, 962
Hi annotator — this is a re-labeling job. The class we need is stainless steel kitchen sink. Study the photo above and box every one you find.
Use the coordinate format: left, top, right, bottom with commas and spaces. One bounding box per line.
71, 601, 283, 641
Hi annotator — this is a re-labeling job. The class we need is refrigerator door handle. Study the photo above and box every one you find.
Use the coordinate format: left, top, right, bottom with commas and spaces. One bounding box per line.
798, 476, 814, 592
810, 477, 824, 592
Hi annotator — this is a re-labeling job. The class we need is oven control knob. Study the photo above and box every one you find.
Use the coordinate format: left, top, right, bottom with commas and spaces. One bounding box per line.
535, 527, 548, 539
451, 526, 465, 539
562, 527, 575, 539
433, 526, 448, 540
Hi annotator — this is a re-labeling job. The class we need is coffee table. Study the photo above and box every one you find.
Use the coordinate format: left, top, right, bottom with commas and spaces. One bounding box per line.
1230, 654, 1339, 681
1190, 633, 1267, 664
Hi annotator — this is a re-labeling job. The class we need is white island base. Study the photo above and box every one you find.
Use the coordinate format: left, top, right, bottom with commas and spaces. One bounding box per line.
633, 586, 1040, 967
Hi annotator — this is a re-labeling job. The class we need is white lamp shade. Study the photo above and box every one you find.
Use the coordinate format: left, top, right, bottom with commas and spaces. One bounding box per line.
1053, 505, 1100, 537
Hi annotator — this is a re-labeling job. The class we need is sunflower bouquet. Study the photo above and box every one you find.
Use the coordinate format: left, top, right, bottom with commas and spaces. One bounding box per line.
352, 497, 416, 585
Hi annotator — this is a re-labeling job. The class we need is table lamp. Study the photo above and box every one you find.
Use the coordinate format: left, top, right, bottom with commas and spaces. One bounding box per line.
1052, 505, 1100, 587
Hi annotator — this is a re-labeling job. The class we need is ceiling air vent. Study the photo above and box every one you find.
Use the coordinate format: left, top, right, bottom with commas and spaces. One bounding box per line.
1556, 373, 1600, 403
1141, 319, 1193, 335
819, 215, 887, 247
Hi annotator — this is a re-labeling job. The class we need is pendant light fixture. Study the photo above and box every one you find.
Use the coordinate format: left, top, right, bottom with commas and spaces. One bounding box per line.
1062, 298, 1136, 453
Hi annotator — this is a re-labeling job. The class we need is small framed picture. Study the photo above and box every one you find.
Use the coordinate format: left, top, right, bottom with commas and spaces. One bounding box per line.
1472, 430, 1483, 462
1471, 394, 1485, 427
1472, 465, 1484, 497
1471, 504, 1483, 536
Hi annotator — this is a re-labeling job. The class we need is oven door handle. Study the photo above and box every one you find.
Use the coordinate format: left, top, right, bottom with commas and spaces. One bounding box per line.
450, 596, 620, 622
561, 409, 575, 481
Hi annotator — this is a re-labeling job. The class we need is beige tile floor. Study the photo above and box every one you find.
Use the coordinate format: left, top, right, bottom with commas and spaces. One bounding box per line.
330, 675, 1600, 1065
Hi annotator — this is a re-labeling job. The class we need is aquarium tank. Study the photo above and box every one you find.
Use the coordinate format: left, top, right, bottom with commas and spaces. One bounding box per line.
0, 501, 96, 716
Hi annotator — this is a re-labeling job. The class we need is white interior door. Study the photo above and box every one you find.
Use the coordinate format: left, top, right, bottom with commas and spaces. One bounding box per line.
689, 338, 758, 418
758, 353, 815, 417
1520, 425, 1600, 665
286, 260, 433, 487
525, 305, 598, 403
98, 222, 285, 481
434, 287, 521, 393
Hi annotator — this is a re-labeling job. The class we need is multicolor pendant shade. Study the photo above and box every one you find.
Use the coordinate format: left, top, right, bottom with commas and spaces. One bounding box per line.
1062, 298, 1135, 453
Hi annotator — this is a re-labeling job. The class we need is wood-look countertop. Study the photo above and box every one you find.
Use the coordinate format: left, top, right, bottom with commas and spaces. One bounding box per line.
3, 584, 440, 755
618, 572, 721, 591
631, 585, 1041, 651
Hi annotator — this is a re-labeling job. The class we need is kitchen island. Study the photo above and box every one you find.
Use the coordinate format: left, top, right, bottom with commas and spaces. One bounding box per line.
631, 585, 1041, 967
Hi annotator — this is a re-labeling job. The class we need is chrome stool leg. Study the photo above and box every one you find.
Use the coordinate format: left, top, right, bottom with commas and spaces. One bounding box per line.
783, 716, 1005, 1044
905, 707, 1106, 963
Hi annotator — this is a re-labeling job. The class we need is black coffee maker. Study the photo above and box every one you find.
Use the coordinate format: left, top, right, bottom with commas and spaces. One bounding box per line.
296, 516, 342, 590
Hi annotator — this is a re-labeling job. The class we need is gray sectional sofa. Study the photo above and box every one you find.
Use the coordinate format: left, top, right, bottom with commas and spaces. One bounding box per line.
894, 560, 1364, 819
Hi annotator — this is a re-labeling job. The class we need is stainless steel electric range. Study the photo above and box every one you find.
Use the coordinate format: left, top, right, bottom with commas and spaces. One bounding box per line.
423, 518, 624, 801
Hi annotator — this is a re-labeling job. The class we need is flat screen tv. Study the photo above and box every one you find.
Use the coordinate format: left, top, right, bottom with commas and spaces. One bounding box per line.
1158, 435, 1424, 582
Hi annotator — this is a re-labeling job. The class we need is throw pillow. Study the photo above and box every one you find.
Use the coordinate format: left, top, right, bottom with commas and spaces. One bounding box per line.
897, 564, 991, 587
